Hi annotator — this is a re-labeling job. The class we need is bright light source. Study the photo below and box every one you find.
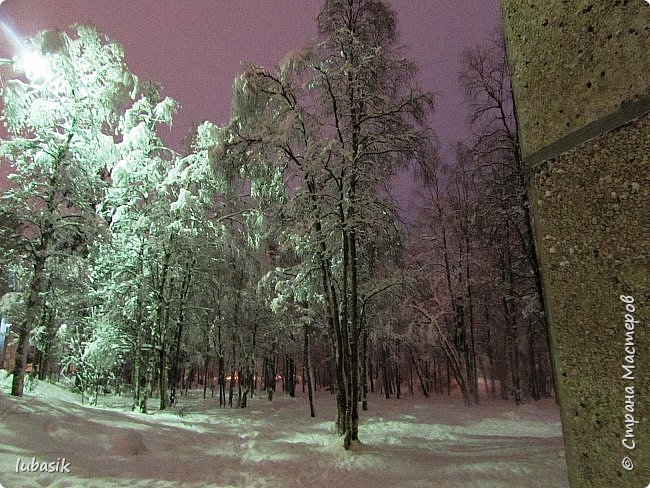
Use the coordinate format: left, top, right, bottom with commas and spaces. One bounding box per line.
21, 50, 51, 81
0, 19, 53, 81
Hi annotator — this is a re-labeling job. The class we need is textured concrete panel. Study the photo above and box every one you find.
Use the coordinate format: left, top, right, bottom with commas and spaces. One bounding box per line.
501, 1, 650, 157
529, 114, 649, 487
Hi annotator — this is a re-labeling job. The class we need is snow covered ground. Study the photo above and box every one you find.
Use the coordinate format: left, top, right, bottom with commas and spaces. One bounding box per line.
0, 374, 569, 488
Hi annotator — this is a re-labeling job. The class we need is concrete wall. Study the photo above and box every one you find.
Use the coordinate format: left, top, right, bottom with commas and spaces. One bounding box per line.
500, 1, 649, 487
501, 1, 649, 158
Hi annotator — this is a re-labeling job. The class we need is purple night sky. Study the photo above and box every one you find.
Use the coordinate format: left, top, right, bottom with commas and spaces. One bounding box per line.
0, 0, 501, 206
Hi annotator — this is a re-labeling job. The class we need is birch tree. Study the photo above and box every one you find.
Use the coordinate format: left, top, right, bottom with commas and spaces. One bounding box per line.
225, 0, 433, 448
0, 26, 135, 396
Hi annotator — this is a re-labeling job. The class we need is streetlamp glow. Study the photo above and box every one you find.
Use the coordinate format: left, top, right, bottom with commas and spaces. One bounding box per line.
19, 50, 51, 81
0, 19, 52, 81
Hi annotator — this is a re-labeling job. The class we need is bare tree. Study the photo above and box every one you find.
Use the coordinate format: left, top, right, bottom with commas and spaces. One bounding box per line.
460, 31, 555, 402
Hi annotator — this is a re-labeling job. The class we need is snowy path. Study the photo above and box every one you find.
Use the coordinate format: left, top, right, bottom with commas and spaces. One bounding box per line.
0, 381, 569, 488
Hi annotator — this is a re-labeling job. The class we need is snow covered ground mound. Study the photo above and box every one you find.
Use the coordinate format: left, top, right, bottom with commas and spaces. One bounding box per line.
0, 376, 569, 488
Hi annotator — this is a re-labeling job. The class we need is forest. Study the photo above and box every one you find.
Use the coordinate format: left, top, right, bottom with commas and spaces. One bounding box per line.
0, 0, 555, 453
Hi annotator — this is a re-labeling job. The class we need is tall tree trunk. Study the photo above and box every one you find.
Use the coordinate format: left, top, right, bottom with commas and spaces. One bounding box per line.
408, 346, 429, 398
381, 345, 391, 399
132, 343, 141, 411
304, 322, 316, 417
139, 349, 155, 414
169, 317, 183, 407
240, 360, 249, 408
464, 231, 478, 404
528, 319, 541, 401
158, 346, 166, 410
218, 325, 226, 407
264, 352, 275, 401
484, 303, 496, 399
368, 352, 375, 394
340, 215, 353, 448
308, 181, 346, 435
11, 251, 47, 397
501, 247, 521, 404
203, 355, 210, 400
394, 342, 401, 400
37, 302, 55, 381
345, 227, 360, 448
154, 249, 171, 411
361, 326, 369, 410
169, 262, 192, 406
228, 341, 236, 408
288, 355, 296, 397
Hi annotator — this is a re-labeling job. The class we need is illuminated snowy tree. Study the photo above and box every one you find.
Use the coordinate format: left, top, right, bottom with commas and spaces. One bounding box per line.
226, 0, 434, 448
0, 26, 135, 396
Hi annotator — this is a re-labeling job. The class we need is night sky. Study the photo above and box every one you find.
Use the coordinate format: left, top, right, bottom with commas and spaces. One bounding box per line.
0, 0, 501, 204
